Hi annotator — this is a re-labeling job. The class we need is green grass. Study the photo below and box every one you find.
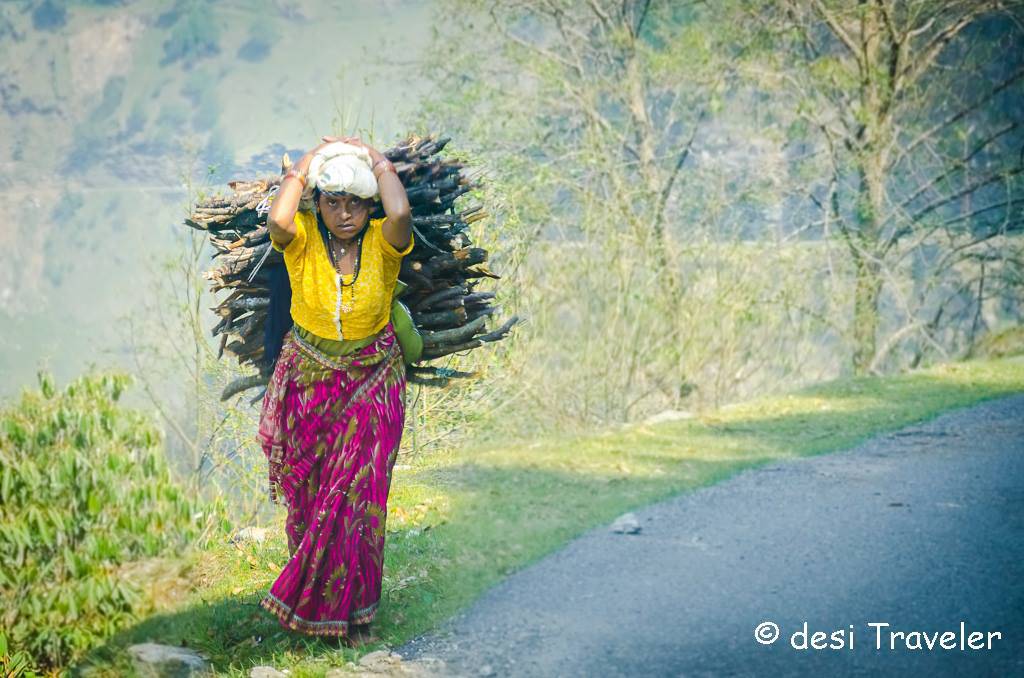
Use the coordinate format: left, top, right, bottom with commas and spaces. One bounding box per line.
75, 354, 1024, 676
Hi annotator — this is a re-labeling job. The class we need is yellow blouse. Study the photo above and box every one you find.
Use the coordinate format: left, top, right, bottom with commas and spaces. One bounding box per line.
270, 210, 414, 341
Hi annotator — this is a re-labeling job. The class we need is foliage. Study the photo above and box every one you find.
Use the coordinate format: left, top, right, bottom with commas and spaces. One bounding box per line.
71, 354, 1024, 675
0, 369, 228, 674
739, 0, 1024, 373
402, 0, 837, 436
117, 143, 267, 531
397, 0, 1024, 441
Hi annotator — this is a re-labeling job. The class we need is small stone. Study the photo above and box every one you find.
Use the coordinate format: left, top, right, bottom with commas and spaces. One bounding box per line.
250, 667, 287, 678
127, 642, 212, 677
358, 649, 403, 672
610, 512, 642, 534
643, 409, 694, 425
478, 664, 495, 676
229, 527, 269, 544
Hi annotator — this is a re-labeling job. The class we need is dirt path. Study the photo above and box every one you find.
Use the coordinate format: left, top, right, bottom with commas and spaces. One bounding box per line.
394, 393, 1024, 677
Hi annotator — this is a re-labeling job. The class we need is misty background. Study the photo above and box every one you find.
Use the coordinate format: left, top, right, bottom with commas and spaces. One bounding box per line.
5, 2, 1024, 674
0, 0, 433, 402
3, 0, 1023, 502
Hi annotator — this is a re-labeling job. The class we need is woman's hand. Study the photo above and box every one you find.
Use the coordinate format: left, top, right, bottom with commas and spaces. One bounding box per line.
303, 136, 384, 169
332, 135, 385, 163
306, 136, 344, 159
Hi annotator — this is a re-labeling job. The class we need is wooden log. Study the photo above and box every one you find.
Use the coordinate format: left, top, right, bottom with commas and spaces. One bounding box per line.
232, 312, 263, 341
194, 206, 236, 216
227, 226, 268, 249
412, 306, 468, 329
221, 373, 266, 401
448, 233, 471, 250
411, 225, 447, 254
463, 292, 496, 305
421, 338, 483, 360
248, 386, 268, 406
421, 316, 488, 347
406, 364, 476, 381
406, 364, 478, 386
190, 132, 518, 381
422, 248, 487, 277
414, 285, 467, 311
463, 264, 502, 279
406, 372, 453, 387
406, 187, 441, 205
477, 316, 519, 343
439, 185, 473, 208
465, 305, 496, 322
413, 213, 462, 226
211, 314, 234, 338
224, 333, 263, 358
239, 345, 264, 365
226, 296, 270, 312
210, 281, 268, 293
399, 259, 434, 291
418, 295, 465, 311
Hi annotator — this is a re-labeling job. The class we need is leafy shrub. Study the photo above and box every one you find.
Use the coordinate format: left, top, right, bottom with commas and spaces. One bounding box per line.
0, 369, 227, 674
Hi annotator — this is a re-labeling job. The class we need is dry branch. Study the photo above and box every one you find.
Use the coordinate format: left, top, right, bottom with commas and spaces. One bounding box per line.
180, 133, 521, 400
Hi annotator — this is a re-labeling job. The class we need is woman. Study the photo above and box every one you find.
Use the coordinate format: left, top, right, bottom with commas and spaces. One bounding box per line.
256, 134, 414, 645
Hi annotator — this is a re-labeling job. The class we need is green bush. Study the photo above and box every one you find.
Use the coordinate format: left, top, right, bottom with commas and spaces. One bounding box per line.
0, 369, 226, 674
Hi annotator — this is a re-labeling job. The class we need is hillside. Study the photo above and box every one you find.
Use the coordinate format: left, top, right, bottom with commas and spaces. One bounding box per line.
0, 0, 432, 402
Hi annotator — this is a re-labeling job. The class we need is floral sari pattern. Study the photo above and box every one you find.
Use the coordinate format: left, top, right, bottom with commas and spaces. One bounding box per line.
257, 322, 406, 637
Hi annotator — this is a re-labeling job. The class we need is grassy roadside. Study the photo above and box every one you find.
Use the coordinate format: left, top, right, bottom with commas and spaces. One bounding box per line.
77, 354, 1024, 676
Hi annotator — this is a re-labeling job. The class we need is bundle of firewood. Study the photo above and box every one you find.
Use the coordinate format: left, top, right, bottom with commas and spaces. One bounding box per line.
185, 133, 519, 402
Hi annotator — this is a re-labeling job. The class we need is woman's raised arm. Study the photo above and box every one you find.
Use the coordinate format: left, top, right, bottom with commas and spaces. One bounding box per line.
375, 157, 412, 251
268, 137, 340, 247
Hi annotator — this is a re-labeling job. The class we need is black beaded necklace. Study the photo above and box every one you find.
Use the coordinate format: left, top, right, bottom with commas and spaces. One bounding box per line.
317, 210, 365, 287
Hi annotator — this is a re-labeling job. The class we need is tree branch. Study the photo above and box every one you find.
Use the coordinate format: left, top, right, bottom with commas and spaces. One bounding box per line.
810, 0, 864, 66
653, 109, 706, 234
890, 66, 1024, 169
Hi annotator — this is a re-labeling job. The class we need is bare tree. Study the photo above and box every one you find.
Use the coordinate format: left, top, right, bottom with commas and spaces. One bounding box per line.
408, 0, 788, 424
750, 0, 1024, 373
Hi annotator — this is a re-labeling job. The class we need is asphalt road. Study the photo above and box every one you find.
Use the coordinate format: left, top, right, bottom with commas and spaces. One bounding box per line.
393, 393, 1024, 677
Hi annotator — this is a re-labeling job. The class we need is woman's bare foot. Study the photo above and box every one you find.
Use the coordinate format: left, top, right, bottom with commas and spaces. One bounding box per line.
344, 623, 381, 648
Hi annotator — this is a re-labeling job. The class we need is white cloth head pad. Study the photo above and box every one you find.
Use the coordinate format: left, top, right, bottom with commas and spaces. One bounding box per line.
307, 141, 379, 200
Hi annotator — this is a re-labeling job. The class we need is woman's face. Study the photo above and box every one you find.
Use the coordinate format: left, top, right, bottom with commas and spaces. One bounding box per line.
317, 192, 372, 239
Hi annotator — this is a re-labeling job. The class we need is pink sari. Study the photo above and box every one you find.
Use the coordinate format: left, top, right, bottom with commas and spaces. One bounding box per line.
257, 322, 407, 638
